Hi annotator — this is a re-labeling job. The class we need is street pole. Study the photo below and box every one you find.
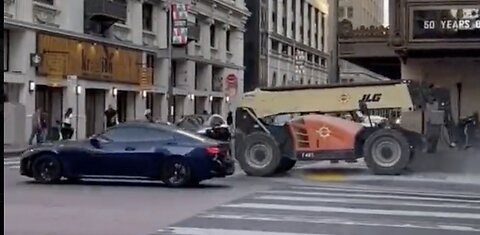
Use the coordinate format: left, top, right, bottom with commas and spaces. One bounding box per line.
328, 0, 339, 84
75, 78, 79, 140
167, 1, 174, 123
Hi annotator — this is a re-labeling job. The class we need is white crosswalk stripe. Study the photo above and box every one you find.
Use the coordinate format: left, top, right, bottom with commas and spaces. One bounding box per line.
4, 158, 20, 169
155, 184, 480, 235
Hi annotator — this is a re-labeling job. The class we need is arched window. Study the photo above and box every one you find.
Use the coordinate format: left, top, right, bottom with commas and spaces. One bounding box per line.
283, 74, 287, 85
272, 72, 277, 87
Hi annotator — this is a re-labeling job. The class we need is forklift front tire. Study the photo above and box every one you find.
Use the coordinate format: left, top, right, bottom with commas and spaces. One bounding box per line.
363, 129, 411, 175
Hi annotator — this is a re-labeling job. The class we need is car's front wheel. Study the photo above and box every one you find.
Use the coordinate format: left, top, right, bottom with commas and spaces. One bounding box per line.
162, 159, 192, 188
31, 154, 62, 184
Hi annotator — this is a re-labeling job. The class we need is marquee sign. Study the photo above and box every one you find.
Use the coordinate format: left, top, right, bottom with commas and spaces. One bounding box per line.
411, 7, 480, 40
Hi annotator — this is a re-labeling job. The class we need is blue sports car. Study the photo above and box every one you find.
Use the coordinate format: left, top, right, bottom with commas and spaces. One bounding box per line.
19, 122, 235, 187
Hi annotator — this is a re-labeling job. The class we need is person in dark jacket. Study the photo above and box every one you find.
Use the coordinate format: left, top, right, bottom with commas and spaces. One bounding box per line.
227, 111, 233, 126
104, 105, 118, 128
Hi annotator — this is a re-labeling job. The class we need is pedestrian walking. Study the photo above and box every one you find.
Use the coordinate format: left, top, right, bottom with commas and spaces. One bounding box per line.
39, 112, 48, 143
104, 105, 118, 128
28, 108, 42, 145
61, 108, 74, 139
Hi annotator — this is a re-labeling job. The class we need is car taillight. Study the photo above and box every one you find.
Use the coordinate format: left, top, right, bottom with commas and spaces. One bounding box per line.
206, 146, 221, 156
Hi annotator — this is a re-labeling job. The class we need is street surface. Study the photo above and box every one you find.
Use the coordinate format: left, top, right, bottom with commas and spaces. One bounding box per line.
155, 183, 480, 235
4, 156, 277, 235
5, 151, 480, 235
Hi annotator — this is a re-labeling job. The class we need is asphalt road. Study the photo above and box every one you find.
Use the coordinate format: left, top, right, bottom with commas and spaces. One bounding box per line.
4, 157, 279, 235
5, 155, 480, 235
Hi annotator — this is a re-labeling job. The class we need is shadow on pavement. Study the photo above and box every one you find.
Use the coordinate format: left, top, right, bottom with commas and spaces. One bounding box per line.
409, 143, 480, 174
23, 179, 231, 189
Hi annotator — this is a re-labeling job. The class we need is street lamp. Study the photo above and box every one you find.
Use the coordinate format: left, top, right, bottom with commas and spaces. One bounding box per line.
141, 90, 147, 99
28, 80, 36, 93
112, 87, 118, 97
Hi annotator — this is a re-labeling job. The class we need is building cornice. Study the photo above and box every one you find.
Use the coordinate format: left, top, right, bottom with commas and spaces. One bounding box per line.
4, 18, 158, 53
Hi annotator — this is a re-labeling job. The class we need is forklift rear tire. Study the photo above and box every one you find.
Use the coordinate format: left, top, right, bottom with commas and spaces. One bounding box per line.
363, 129, 411, 175
276, 158, 297, 173
238, 131, 282, 177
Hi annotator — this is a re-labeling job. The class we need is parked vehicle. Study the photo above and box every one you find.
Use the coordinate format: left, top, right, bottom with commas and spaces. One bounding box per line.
176, 114, 231, 142
20, 121, 234, 187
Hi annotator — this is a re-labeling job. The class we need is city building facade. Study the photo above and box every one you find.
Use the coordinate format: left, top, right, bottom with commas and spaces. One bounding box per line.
244, 0, 330, 92
3, 0, 249, 145
337, 0, 387, 83
338, 0, 384, 28
339, 0, 480, 132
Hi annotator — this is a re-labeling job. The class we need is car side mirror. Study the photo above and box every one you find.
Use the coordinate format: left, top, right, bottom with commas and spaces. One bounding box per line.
90, 137, 101, 148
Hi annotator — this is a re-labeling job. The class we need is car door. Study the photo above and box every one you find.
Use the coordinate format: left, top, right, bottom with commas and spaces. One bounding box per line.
95, 126, 173, 177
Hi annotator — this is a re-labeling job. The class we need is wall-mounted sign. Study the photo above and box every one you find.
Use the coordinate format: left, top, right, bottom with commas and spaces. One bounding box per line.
171, 3, 189, 46
225, 73, 238, 97
412, 8, 480, 40
37, 33, 153, 86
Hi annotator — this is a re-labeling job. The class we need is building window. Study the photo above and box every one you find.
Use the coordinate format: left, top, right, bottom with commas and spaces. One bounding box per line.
321, 13, 326, 50
339, 7, 345, 18
4, 30, 9, 72
282, 44, 288, 55
271, 39, 279, 52
34, 0, 54, 5
226, 30, 231, 51
272, 72, 277, 87
142, 3, 153, 31
283, 74, 287, 85
347, 7, 354, 18
210, 24, 216, 47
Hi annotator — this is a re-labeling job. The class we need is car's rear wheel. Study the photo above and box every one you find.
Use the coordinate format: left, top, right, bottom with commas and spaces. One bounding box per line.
162, 159, 192, 188
363, 129, 411, 175
238, 132, 281, 177
31, 154, 62, 184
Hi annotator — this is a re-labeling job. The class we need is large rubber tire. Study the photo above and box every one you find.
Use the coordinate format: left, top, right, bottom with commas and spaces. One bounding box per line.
276, 158, 297, 173
31, 154, 63, 184
234, 129, 246, 159
363, 129, 411, 175
237, 132, 282, 177
162, 159, 192, 188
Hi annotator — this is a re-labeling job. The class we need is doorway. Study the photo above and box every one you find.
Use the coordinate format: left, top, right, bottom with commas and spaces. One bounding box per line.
85, 89, 106, 137
35, 85, 63, 129
116, 90, 128, 123
211, 97, 222, 115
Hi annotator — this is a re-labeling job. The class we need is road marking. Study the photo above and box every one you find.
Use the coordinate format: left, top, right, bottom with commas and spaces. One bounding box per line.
260, 190, 480, 204
221, 203, 480, 220
158, 227, 331, 235
4, 160, 20, 166
289, 185, 480, 199
253, 195, 480, 210
303, 172, 346, 182
197, 213, 480, 232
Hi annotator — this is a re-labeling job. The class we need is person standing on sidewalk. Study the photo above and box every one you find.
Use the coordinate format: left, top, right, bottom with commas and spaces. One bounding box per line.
104, 105, 118, 129
144, 109, 154, 123
61, 108, 74, 139
39, 112, 48, 143
28, 108, 42, 145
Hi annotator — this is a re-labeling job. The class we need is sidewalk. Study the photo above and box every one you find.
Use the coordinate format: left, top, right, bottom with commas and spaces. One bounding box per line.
4, 144, 29, 158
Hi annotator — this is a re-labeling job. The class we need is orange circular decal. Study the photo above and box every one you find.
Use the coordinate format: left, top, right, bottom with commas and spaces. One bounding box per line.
316, 126, 331, 138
